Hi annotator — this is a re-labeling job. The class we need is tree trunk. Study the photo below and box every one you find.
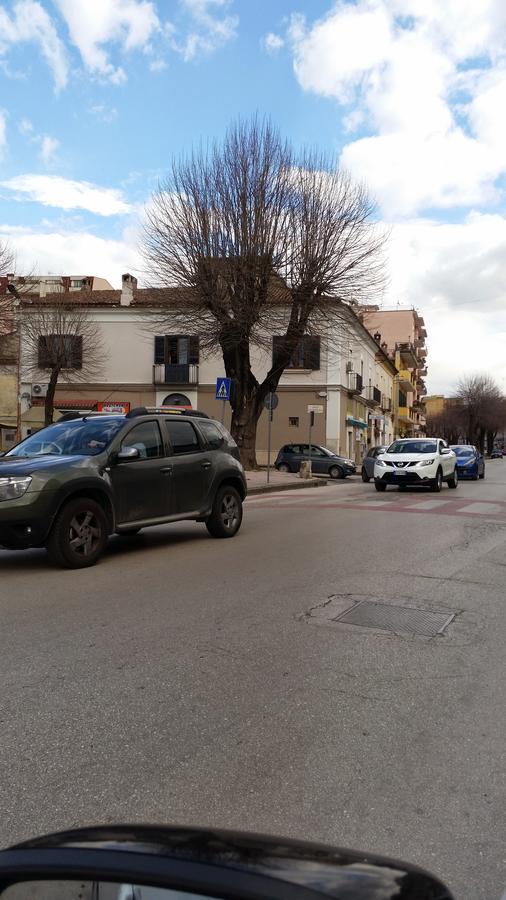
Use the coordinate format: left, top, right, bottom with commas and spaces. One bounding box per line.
44, 367, 60, 427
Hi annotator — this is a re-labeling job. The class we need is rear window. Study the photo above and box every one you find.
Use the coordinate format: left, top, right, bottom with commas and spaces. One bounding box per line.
166, 420, 200, 454
198, 420, 224, 450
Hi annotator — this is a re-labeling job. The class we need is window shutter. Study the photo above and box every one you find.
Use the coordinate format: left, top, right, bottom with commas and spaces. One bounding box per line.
167, 336, 178, 364
305, 336, 320, 370
38, 335, 51, 368
188, 336, 200, 364
69, 335, 83, 369
154, 336, 165, 364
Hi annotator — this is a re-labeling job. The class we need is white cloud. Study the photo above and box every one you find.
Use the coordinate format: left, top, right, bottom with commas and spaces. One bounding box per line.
1, 175, 131, 216
263, 32, 284, 53
6, 228, 142, 288
40, 135, 60, 165
89, 104, 119, 123
54, 0, 159, 83
288, 1, 506, 217
384, 212, 506, 391
149, 58, 167, 72
0, 1, 68, 91
18, 118, 33, 136
175, 0, 238, 60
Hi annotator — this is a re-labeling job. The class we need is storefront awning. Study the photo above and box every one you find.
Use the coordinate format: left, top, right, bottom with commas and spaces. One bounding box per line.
346, 416, 368, 429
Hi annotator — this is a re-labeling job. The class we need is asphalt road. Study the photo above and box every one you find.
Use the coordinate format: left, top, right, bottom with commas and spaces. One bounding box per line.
1, 462, 506, 900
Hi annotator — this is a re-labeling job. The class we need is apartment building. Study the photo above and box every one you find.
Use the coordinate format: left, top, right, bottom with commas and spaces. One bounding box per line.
360, 307, 428, 437
9, 275, 399, 464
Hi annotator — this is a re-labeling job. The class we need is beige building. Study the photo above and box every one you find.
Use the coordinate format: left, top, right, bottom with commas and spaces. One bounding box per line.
13, 275, 399, 465
360, 307, 428, 437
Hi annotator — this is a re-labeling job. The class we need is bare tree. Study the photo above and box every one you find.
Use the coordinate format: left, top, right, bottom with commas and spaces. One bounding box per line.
426, 405, 465, 444
142, 118, 386, 467
21, 294, 104, 426
456, 374, 505, 453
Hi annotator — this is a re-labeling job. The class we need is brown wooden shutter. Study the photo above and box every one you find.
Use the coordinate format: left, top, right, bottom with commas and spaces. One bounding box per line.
188, 336, 200, 364
154, 336, 165, 364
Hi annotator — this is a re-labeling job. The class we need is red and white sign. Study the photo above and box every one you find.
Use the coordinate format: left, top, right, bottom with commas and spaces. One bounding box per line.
96, 401, 131, 414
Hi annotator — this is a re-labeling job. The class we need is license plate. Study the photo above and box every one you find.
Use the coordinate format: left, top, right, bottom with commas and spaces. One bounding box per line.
395, 470, 406, 475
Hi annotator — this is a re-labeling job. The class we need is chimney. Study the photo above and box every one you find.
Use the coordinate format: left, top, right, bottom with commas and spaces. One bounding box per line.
373, 331, 381, 343
121, 273, 137, 306
62, 276, 71, 292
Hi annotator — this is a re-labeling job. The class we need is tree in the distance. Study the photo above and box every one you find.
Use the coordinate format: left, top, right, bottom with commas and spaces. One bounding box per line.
456, 374, 505, 453
21, 294, 104, 426
142, 118, 386, 468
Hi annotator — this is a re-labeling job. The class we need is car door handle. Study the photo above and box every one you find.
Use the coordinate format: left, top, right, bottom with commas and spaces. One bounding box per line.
160, 465, 173, 475
201, 460, 212, 469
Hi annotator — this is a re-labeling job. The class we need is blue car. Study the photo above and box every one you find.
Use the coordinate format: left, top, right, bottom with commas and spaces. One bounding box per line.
451, 445, 485, 480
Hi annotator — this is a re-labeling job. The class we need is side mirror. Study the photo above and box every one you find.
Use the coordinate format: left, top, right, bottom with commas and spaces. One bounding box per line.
441, 448, 451, 455
377, 448, 386, 455
117, 446, 140, 461
0, 825, 455, 900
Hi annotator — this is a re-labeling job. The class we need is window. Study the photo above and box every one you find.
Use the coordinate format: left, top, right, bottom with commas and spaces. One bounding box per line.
301, 444, 326, 457
288, 416, 299, 427
154, 335, 199, 365
272, 336, 320, 370
162, 393, 191, 407
166, 420, 200, 454
38, 334, 82, 369
198, 420, 224, 449
122, 422, 163, 459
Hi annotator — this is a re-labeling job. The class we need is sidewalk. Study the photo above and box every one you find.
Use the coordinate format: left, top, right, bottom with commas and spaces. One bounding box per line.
246, 469, 326, 495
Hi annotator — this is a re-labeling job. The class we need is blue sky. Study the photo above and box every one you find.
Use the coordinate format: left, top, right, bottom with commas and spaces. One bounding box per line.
2, 0, 506, 393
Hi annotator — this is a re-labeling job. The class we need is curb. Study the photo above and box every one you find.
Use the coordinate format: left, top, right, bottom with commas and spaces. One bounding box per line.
247, 478, 327, 496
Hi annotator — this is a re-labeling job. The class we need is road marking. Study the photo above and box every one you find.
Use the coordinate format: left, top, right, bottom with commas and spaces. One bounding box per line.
457, 502, 503, 515
406, 499, 451, 510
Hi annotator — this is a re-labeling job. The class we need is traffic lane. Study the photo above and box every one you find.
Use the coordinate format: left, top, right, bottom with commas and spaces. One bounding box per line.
1, 494, 505, 899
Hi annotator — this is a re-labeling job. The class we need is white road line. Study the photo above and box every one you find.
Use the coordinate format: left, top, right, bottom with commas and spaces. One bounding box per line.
457, 502, 503, 515
405, 499, 451, 510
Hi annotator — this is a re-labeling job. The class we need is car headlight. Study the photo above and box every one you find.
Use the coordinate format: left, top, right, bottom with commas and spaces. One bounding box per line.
344, 459, 355, 466
0, 476, 32, 500
464, 459, 475, 466
375, 459, 387, 467
417, 459, 434, 467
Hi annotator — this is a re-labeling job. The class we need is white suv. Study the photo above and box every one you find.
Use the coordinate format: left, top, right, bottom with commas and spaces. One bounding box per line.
374, 438, 458, 492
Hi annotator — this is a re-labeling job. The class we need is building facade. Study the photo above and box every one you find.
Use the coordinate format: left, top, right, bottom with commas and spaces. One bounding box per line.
360, 307, 428, 437
12, 275, 400, 465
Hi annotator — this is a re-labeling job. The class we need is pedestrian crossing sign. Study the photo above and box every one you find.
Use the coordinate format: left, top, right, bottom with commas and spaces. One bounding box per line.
216, 377, 232, 401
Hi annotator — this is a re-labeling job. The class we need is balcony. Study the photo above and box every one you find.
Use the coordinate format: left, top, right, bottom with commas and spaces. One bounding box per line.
153, 363, 199, 385
398, 406, 415, 424
397, 369, 415, 392
419, 367, 428, 377
364, 385, 382, 406
348, 372, 363, 395
381, 395, 392, 412
395, 342, 418, 368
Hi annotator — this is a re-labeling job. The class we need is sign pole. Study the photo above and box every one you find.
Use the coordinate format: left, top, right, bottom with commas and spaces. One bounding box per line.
267, 403, 273, 483
308, 410, 315, 474
221, 400, 226, 424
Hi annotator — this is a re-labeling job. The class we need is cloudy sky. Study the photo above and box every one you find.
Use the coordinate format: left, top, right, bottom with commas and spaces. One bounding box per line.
1, 0, 506, 394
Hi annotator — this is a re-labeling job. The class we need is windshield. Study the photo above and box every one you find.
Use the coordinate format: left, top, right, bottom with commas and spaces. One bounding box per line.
452, 446, 475, 457
388, 440, 438, 454
7, 418, 124, 458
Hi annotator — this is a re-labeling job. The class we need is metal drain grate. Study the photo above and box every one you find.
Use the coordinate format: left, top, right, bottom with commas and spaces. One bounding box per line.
333, 600, 455, 636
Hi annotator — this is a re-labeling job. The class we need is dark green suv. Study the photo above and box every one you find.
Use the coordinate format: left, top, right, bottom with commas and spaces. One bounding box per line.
0, 408, 247, 569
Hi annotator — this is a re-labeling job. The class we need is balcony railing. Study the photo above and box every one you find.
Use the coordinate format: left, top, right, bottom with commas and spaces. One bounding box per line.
364, 385, 382, 405
395, 342, 418, 368
348, 372, 363, 395
153, 363, 199, 385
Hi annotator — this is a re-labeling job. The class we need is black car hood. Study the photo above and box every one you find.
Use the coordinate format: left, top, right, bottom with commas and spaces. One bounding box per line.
0, 454, 96, 477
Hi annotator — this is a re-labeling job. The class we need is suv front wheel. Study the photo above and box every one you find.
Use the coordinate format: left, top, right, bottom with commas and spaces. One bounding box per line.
206, 485, 243, 538
46, 497, 108, 568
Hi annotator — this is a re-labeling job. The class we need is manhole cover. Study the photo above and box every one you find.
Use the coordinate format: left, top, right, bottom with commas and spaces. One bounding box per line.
333, 600, 455, 636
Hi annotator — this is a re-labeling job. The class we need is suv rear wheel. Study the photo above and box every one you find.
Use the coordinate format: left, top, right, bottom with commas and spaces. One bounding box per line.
206, 485, 243, 538
46, 497, 108, 568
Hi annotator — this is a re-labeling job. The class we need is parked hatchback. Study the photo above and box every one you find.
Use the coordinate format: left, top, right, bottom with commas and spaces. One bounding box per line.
0, 408, 247, 569
361, 446, 387, 482
450, 445, 485, 479
275, 443, 356, 478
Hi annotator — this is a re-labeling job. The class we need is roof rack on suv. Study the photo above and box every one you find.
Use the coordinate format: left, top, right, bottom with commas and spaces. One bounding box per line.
126, 406, 210, 419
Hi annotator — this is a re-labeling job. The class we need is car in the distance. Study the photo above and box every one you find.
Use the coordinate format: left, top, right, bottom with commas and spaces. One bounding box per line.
361, 446, 387, 482
275, 443, 356, 478
374, 437, 458, 492
490, 447, 503, 459
0, 407, 247, 569
451, 444, 485, 479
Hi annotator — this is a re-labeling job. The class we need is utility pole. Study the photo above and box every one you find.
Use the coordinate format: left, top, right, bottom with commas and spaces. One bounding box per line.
7, 283, 22, 442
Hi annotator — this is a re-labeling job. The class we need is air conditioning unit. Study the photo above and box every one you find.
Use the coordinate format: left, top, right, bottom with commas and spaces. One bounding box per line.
345, 361, 353, 373
31, 383, 49, 398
